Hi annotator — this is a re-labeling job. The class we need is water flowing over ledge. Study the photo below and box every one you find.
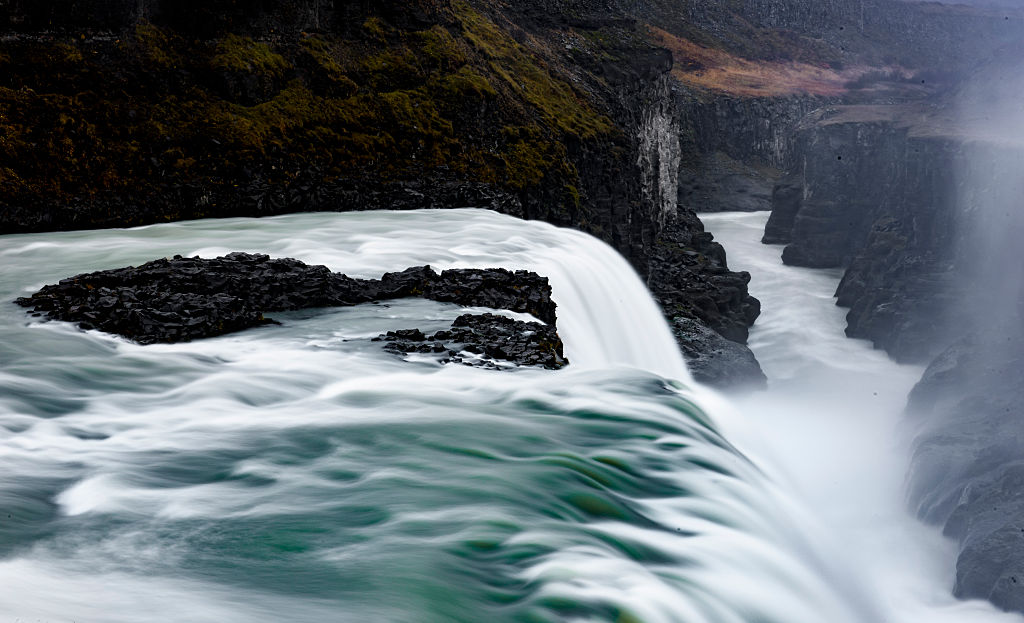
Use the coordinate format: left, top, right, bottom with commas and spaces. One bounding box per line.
0, 208, 1001, 622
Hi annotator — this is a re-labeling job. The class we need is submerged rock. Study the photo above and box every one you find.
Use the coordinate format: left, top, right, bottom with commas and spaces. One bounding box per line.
15, 253, 560, 347
375, 313, 567, 370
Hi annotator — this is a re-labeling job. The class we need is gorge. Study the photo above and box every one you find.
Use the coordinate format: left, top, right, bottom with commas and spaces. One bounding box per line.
3, 0, 1024, 620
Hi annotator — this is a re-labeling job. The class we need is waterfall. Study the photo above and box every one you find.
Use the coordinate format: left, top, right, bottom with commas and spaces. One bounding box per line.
636, 84, 682, 228
0, 208, 1018, 622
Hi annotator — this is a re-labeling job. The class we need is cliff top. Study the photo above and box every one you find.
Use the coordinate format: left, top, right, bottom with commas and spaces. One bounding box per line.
803, 103, 1024, 147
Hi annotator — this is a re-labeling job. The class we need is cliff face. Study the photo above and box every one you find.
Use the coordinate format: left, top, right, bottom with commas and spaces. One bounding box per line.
907, 333, 1024, 613
764, 45, 1024, 610
677, 93, 826, 213
764, 104, 1024, 362
0, 0, 766, 387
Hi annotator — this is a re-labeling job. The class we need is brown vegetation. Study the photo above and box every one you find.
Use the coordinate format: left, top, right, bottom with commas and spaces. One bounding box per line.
650, 26, 871, 97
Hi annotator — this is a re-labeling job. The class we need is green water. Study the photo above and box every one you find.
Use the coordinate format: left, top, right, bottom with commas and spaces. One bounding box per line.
0, 210, 870, 622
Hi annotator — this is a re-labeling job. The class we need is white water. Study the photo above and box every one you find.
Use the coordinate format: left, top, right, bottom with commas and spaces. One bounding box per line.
0, 208, 1019, 622
701, 211, 1024, 623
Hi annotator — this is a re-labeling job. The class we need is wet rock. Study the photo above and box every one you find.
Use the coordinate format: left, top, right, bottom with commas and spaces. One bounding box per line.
15, 253, 559, 346
907, 334, 1024, 612
670, 317, 766, 390
376, 313, 567, 370
428, 269, 558, 326
646, 211, 766, 388
650, 213, 762, 343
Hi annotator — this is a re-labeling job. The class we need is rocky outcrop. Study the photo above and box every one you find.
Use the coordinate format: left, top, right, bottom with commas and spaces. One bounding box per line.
649, 210, 767, 389
907, 334, 1024, 612
669, 316, 765, 388
375, 313, 568, 369
650, 213, 761, 344
15, 253, 559, 344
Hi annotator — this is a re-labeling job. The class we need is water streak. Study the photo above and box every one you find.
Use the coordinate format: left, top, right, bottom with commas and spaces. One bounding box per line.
0, 208, 1000, 622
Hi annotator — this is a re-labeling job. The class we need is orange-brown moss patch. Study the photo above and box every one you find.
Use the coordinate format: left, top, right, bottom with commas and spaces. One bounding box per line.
650, 26, 873, 97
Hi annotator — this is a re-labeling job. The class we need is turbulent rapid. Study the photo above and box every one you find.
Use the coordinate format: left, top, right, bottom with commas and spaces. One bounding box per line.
702, 212, 1024, 623
0, 208, 1016, 622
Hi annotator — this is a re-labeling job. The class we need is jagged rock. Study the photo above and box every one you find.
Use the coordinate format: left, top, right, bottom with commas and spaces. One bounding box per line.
375, 313, 567, 370
907, 334, 1024, 612
650, 213, 762, 344
15, 253, 559, 346
427, 269, 558, 326
670, 317, 766, 389
646, 211, 766, 388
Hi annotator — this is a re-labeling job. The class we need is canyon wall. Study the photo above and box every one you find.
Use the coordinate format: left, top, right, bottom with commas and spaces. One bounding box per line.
764, 48, 1024, 610
0, 0, 767, 387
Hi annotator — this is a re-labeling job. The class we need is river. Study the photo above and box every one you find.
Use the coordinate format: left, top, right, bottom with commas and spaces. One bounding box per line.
0, 208, 1018, 622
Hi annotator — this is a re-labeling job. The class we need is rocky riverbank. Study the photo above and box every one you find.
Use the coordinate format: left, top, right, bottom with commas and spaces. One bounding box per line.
760, 45, 1024, 613
907, 333, 1024, 613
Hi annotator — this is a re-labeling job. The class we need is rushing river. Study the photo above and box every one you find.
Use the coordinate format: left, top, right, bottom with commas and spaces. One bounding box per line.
0, 208, 1018, 622
701, 212, 1023, 623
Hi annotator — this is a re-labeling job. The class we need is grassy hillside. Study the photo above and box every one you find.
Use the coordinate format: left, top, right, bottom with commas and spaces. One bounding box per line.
0, 1, 637, 232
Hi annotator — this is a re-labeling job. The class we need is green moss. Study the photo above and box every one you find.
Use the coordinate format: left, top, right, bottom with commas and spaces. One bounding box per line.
299, 35, 343, 75
298, 35, 358, 96
427, 66, 497, 105
498, 125, 575, 190
359, 48, 425, 90
210, 34, 289, 77
415, 25, 467, 70
454, 1, 613, 139
563, 184, 581, 210
362, 17, 391, 41
53, 42, 84, 64
377, 90, 453, 140
134, 22, 182, 69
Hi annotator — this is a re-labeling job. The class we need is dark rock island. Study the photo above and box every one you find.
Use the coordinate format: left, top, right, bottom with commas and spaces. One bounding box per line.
16, 252, 566, 369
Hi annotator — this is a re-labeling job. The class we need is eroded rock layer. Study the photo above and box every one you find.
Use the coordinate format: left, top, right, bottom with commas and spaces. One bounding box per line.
15, 253, 558, 348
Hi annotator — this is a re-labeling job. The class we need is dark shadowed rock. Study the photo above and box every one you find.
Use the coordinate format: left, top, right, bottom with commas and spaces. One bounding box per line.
375, 313, 567, 370
762, 174, 802, 244
907, 334, 1024, 612
647, 211, 765, 388
650, 213, 761, 344
429, 269, 558, 326
670, 317, 766, 390
15, 253, 560, 347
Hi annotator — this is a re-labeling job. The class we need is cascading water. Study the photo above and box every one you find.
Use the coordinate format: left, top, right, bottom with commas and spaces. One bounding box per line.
0, 208, 1016, 622
701, 211, 1024, 623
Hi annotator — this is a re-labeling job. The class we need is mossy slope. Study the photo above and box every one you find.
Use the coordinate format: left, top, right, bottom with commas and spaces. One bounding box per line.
0, 1, 620, 232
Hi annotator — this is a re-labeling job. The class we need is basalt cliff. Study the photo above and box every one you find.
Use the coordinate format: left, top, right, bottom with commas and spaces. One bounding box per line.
763, 38, 1024, 614
0, 0, 766, 387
